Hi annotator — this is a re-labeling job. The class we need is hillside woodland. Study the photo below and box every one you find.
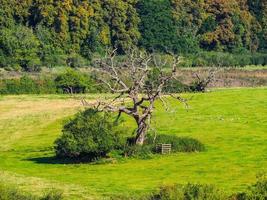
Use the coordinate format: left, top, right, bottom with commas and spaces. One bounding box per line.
0, 0, 266, 71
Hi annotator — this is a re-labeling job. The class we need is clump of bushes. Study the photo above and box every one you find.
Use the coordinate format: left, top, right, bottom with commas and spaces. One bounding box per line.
235, 173, 267, 200
123, 134, 205, 158
55, 69, 105, 93
0, 70, 105, 95
123, 142, 154, 159
54, 69, 89, 94
54, 108, 204, 162
0, 185, 33, 200
54, 109, 123, 162
0, 184, 63, 200
181, 51, 267, 67
147, 134, 205, 153
163, 79, 190, 93
0, 75, 57, 94
151, 184, 226, 200
107, 174, 267, 199
148, 174, 267, 200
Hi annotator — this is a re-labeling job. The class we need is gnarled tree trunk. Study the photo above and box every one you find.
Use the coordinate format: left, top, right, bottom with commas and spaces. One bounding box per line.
85, 49, 186, 146
135, 120, 148, 145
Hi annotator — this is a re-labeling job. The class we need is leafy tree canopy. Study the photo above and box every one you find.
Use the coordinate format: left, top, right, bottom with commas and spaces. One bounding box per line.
0, 0, 266, 70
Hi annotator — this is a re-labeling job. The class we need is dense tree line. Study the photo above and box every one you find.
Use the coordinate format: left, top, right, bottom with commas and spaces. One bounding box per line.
0, 0, 266, 71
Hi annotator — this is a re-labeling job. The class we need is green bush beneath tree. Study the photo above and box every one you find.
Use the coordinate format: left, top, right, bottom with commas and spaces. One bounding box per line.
147, 134, 205, 153
123, 134, 205, 158
54, 109, 123, 162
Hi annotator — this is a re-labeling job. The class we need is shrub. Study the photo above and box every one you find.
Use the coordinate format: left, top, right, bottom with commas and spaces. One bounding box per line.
0, 75, 38, 94
54, 69, 101, 94
122, 134, 204, 158
235, 173, 267, 200
189, 80, 208, 93
55, 69, 88, 94
163, 79, 190, 93
55, 109, 122, 161
0, 75, 57, 95
0, 185, 34, 200
0, 184, 63, 200
36, 76, 58, 94
40, 190, 63, 200
146, 134, 205, 153
123, 142, 153, 159
0, 72, 104, 95
151, 184, 227, 200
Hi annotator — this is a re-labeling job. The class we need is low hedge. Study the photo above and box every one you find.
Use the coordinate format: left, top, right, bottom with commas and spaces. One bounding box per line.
146, 134, 205, 153
181, 52, 267, 67
0, 70, 105, 95
123, 134, 205, 158
113, 174, 267, 199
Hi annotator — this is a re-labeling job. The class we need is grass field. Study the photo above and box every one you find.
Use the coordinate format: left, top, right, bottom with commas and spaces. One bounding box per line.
0, 88, 266, 199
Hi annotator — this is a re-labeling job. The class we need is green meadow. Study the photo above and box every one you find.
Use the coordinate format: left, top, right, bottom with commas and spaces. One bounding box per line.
0, 88, 266, 199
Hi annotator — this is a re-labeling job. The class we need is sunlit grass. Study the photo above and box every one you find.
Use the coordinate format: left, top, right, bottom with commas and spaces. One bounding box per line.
0, 88, 266, 199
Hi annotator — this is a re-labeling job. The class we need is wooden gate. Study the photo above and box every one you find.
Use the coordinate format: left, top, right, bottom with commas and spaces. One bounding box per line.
156, 144, 172, 154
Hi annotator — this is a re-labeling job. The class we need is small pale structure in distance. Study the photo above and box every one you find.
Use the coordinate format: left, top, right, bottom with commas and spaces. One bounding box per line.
157, 143, 172, 154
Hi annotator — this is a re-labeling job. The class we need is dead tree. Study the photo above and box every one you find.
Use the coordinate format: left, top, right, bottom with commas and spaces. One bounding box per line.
190, 68, 217, 92
84, 49, 185, 145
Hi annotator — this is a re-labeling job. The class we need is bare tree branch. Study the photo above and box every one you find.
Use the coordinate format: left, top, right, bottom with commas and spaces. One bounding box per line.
88, 48, 190, 145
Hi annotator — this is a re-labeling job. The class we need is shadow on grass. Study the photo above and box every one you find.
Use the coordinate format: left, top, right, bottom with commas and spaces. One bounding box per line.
26, 155, 117, 165
26, 156, 92, 165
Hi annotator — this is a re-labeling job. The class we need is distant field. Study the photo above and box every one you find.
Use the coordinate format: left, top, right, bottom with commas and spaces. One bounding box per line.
0, 88, 266, 199
1, 66, 267, 89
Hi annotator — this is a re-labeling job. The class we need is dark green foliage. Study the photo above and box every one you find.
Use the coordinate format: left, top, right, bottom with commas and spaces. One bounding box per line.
189, 81, 207, 93
199, 16, 218, 35
164, 79, 190, 93
0, 25, 41, 71
101, 0, 140, 53
146, 134, 205, 153
35, 25, 67, 68
122, 134, 204, 158
55, 109, 122, 161
0, 70, 105, 95
66, 54, 89, 68
123, 138, 153, 159
55, 69, 91, 94
0, 0, 266, 70
137, 0, 177, 52
0, 75, 56, 95
181, 52, 267, 67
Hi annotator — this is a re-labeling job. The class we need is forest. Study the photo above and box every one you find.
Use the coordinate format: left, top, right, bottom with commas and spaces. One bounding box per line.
0, 0, 267, 71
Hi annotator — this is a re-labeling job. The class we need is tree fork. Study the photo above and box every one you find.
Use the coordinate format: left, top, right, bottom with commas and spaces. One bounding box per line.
83, 48, 187, 146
